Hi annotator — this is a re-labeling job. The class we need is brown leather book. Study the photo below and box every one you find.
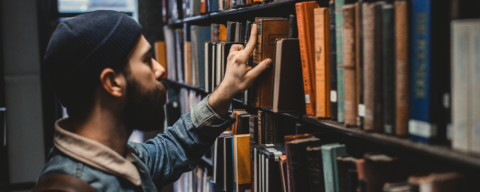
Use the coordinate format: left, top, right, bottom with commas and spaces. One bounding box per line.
296, 1, 319, 116
337, 156, 359, 192
257, 110, 264, 144
363, 153, 406, 192
252, 17, 289, 108
314, 7, 332, 118
284, 134, 313, 192
184, 42, 192, 84
362, 2, 384, 132
343, 4, 357, 126
394, 0, 409, 136
154, 41, 167, 79
272, 38, 302, 113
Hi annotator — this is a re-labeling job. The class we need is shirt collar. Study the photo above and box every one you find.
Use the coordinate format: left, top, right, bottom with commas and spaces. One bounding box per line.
54, 118, 141, 186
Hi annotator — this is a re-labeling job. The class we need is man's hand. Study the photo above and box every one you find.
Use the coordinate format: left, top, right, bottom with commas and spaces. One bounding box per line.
208, 24, 272, 117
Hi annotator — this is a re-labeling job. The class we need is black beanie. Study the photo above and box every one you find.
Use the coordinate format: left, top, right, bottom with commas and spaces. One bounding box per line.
44, 10, 142, 108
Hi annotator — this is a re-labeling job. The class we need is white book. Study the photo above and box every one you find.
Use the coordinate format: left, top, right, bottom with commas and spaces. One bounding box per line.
468, 20, 480, 155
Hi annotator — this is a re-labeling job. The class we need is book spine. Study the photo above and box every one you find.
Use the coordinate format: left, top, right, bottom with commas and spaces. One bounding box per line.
373, 2, 384, 132
251, 18, 263, 108
296, 2, 316, 116
382, 4, 395, 134
306, 149, 324, 192
355, 1, 364, 129
410, 0, 434, 143
332, 147, 346, 192
322, 147, 334, 192
315, 8, 327, 118
343, 4, 357, 126
451, 21, 470, 153
184, 42, 192, 84
257, 111, 263, 145
363, 3, 376, 131
469, 21, 480, 155
394, 0, 409, 136
289, 14, 298, 38
335, 0, 345, 123
329, 0, 338, 120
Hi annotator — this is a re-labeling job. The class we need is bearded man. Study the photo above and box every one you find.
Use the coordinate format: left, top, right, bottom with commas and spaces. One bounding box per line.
33, 10, 271, 192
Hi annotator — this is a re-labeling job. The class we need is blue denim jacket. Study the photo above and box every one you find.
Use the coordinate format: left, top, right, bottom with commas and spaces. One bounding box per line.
38, 96, 235, 192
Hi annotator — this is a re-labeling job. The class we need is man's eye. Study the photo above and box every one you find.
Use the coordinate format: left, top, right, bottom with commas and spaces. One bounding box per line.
145, 57, 153, 67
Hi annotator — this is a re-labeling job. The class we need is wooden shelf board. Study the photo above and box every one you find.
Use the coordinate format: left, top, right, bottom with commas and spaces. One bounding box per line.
167, 0, 296, 25
302, 116, 480, 170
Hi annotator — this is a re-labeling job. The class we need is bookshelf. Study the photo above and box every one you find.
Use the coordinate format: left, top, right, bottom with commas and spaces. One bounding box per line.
165, 79, 480, 172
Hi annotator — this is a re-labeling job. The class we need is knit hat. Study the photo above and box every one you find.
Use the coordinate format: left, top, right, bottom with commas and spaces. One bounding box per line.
44, 10, 142, 108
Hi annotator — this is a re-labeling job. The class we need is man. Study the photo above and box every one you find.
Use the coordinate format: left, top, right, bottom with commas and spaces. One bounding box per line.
34, 11, 271, 191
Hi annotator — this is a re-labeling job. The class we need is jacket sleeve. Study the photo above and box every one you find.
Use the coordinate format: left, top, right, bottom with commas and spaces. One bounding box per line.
127, 95, 235, 188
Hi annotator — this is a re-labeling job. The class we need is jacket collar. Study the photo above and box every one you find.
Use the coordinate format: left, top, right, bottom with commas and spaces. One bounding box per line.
54, 118, 141, 186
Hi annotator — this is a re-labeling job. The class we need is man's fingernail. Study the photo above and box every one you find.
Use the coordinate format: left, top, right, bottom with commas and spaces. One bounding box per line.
266, 59, 272, 66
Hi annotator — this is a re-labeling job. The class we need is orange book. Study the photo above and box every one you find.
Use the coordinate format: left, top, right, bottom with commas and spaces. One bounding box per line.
279, 155, 288, 192
234, 134, 251, 192
296, 1, 319, 116
219, 24, 227, 41
154, 41, 167, 79
314, 7, 331, 118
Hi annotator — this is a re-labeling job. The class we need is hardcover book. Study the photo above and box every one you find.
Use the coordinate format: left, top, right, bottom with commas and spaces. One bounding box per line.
343, 4, 357, 126
314, 8, 332, 118
394, 0, 409, 136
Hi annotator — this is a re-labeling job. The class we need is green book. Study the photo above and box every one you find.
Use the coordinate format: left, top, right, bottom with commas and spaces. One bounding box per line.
382, 4, 395, 135
335, 0, 345, 123
322, 143, 346, 192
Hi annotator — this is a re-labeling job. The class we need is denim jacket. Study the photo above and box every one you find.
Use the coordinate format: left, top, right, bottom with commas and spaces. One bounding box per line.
37, 95, 235, 192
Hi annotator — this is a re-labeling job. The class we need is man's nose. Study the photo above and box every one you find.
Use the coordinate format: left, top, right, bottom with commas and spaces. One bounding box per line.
152, 58, 166, 80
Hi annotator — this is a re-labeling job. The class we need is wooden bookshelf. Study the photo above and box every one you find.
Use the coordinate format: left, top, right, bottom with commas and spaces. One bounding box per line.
165, 79, 480, 171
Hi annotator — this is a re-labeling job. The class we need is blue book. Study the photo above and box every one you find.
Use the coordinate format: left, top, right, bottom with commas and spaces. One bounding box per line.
410, 0, 451, 144
208, 0, 219, 12
321, 143, 346, 192
191, 26, 211, 88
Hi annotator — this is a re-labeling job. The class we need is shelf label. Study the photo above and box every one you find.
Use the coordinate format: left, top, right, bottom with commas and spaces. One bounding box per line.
330, 91, 337, 102
358, 104, 365, 117
305, 94, 310, 104
409, 120, 436, 138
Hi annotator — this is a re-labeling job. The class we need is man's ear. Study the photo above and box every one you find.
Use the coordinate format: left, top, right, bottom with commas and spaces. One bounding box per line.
99, 68, 125, 97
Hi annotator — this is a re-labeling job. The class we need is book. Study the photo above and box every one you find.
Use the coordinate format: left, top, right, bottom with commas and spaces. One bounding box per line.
337, 156, 358, 192
321, 143, 346, 192
252, 17, 289, 109
355, 1, 364, 128
329, 0, 338, 120
343, 4, 357, 126
279, 155, 288, 192
394, 0, 409, 136
184, 41, 192, 84
208, 0, 219, 12
235, 22, 244, 42
154, 41, 167, 79
191, 0, 200, 16
164, 26, 177, 81
234, 134, 251, 192
253, 144, 283, 192
306, 146, 325, 192
204, 41, 213, 92
335, 0, 346, 123
410, 0, 451, 144
244, 20, 253, 106
382, 182, 411, 192
226, 21, 236, 42
451, 19, 480, 154
287, 137, 322, 192
210, 42, 217, 91
408, 172, 467, 192
224, 136, 233, 192
272, 38, 303, 113
212, 24, 227, 42
363, 154, 406, 192
284, 134, 314, 192
162, 0, 169, 22
296, 1, 319, 116
289, 14, 298, 38
264, 147, 285, 192
362, 2, 383, 132
200, 0, 207, 14
191, 25, 211, 88
314, 8, 332, 118
257, 110, 264, 145
249, 114, 258, 153
175, 29, 185, 83
382, 4, 395, 134
213, 131, 232, 189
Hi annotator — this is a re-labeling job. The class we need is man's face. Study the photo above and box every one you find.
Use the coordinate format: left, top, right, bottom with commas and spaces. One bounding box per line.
122, 35, 167, 132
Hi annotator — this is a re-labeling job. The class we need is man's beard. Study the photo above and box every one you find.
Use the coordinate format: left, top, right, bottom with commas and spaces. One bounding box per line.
124, 75, 167, 132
